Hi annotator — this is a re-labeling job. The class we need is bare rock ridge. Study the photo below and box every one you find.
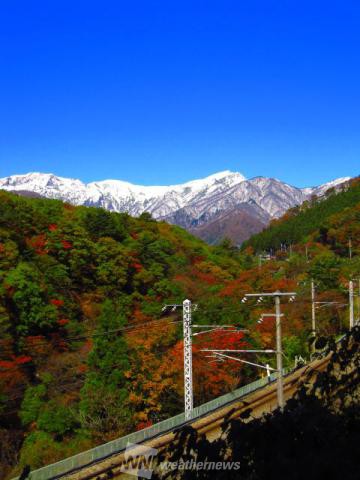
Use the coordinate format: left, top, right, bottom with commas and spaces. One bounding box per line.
0, 171, 351, 245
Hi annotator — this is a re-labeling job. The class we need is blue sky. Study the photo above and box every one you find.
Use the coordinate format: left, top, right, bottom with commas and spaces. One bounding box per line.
1, 1, 359, 187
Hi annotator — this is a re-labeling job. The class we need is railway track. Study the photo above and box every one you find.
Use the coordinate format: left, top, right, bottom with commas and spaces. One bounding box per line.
62, 352, 331, 480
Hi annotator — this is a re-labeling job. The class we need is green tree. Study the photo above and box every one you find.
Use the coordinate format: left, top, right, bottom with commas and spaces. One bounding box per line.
94, 238, 129, 294
82, 208, 126, 241
5, 262, 58, 336
309, 252, 341, 290
37, 401, 78, 437
20, 384, 47, 427
80, 299, 132, 435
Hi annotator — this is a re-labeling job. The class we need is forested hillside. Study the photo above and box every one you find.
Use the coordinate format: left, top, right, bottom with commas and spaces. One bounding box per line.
0, 182, 359, 478
0, 191, 250, 477
242, 177, 360, 252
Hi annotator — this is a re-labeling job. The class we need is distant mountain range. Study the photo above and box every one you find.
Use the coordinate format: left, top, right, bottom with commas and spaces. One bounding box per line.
0, 171, 351, 244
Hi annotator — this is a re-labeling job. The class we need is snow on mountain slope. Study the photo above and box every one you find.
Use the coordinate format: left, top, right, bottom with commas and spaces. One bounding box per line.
162, 177, 308, 229
0, 173, 97, 205
301, 177, 351, 197
0, 171, 351, 244
0, 171, 246, 218
92, 171, 246, 217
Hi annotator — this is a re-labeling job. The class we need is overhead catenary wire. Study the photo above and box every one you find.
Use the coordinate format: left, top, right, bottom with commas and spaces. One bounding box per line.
0, 320, 248, 369
1, 352, 144, 401
0, 294, 350, 358
209, 352, 278, 371
0, 304, 256, 357
0, 317, 184, 356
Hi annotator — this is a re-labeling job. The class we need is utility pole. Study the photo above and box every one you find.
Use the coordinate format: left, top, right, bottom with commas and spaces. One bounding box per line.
274, 294, 284, 409
244, 291, 296, 410
349, 238, 352, 260
311, 279, 316, 351
162, 299, 195, 420
349, 280, 354, 329
182, 299, 193, 419
163, 300, 248, 420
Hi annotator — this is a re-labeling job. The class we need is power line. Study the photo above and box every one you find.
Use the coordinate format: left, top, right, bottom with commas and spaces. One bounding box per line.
0, 318, 183, 357
2, 293, 349, 357
0, 316, 247, 371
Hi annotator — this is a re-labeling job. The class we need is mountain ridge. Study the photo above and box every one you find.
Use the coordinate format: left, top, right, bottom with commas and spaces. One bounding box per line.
0, 171, 351, 244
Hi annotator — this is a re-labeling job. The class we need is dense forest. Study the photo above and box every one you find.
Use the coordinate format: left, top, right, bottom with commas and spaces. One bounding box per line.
0, 178, 359, 478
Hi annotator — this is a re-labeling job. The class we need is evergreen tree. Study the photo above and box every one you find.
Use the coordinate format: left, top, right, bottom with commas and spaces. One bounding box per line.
79, 299, 132, 435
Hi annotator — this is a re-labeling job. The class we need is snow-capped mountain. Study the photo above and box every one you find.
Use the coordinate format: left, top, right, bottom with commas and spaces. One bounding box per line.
0, 171, 351, 244
301, 177, 351, 198
0, 171, 245, 218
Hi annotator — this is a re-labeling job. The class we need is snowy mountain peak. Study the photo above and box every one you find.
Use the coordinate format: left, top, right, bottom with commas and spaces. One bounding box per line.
0, 170, 351, 244
189, 170, 245, 183
89, 170, 246, 197
0, 170, 248, 217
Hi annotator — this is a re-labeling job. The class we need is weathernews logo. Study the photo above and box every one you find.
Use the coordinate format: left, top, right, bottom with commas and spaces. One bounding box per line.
159, 460, 241, 472
120, 442, 241, 478
120, 442, 158, 479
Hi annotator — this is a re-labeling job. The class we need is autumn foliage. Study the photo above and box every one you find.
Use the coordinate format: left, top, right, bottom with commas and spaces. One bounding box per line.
0, 179, 359, 475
